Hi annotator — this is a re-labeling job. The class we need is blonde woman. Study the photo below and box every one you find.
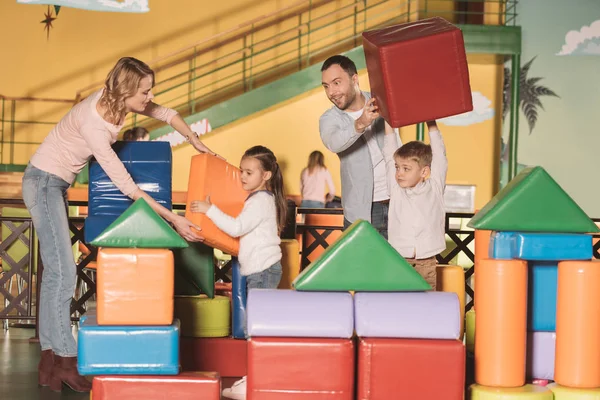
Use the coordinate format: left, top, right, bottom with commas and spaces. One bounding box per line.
299, 150, 335, 208
21, 57, 217, 393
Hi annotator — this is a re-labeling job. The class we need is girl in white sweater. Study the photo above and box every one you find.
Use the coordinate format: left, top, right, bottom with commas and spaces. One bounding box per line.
190, 145, 287, 400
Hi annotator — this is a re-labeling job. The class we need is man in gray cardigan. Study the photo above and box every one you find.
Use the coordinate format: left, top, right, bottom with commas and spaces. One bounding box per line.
319, 55, 401, 238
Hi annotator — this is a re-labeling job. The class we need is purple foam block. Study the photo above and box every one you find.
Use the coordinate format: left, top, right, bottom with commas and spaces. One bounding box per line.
354, 292, 460, 339
247, 289, 354, 338
527, 331, 555, 380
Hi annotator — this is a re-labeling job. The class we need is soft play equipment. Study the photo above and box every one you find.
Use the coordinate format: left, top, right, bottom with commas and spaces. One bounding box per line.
555, 260, 600, 388
85, 141, 172, 243
96, 248, 174, 326
231, 257, 247, 339
91, 198, 188, 249
527, 332, 556, 381
358, 338, 465, 400
292, 220, 430, 291
185, 154, 248, 255
174, 295, 230, 337
468, 384, 553, 399
247, 289, 353, 338
436, 265, 466, 339
475, 258, 528, 387
77, 314, 179, 375
528, 262, 558, 332
173, 241, 215, 298
468, 167, 599, 233
362, 17, 472, 128
247, 337, 354, 400
180, 337, 247, 377
278, 239, 300, 289
547, 383, 600, 399
354, 292, 460, 339
489, 232, 592, 260
466, 309, 475, 353
91, 372, 221, 400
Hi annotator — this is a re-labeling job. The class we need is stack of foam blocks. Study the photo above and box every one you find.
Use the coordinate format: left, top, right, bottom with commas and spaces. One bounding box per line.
79, 142, 220, 399
467, 166, 600, 399
244, 220, 466, 399
179, 154, 301, 379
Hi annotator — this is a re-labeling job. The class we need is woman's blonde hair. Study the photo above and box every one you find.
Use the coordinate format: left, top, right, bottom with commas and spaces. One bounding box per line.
98, 57, 155, 124
307, 150, 325, 174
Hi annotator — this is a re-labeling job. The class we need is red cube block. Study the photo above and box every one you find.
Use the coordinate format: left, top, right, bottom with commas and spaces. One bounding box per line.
91, 372, 221, 399
248, 337, 354, 400
180, 337, 247, 378
358, 338, 465, 400
362, 17, 472, 128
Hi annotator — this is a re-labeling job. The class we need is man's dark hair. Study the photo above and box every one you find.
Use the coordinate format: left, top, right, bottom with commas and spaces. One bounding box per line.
321, 55, 358, 77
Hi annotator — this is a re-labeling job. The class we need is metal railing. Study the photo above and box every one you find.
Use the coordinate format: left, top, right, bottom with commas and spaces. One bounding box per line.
0, 0, 516, 166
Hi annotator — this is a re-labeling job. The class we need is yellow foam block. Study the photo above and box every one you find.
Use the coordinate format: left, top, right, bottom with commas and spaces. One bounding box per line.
279, 239, 300, 289
437, 265, 466, 339
469, 384, 553, 399
174, 295, 231, 338
549, 383, 600, 399
466, 308, 475, 354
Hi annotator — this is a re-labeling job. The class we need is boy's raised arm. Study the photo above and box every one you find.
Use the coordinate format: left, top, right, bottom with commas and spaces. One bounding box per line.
427, 120, 448, 189
383, 121, 402, 194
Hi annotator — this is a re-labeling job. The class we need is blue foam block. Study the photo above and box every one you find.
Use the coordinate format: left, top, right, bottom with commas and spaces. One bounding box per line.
85, 141, 172, 243
77, 315, 180, 375
83, 215, 117, 244
528, 262, 558, 331
231, 257, 247, 339
489, 232, 592, 261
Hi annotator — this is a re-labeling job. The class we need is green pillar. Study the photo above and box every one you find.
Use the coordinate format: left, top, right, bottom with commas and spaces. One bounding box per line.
508, 54, 521, 181
416, 122, 425, 141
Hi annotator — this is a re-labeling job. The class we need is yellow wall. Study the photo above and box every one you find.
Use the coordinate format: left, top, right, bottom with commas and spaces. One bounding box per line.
174, 59, 502, 210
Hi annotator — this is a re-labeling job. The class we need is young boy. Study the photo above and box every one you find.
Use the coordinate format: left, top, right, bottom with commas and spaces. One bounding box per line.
383, 120, 448, 289
122, 127, 150, 141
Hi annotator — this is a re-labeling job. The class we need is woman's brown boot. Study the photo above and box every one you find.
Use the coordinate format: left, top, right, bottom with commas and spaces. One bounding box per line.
49, 354, 92, 392
37, 349, 54, 386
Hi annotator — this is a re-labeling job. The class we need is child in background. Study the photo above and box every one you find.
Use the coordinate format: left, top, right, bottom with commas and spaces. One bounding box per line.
383, 120, 448, 289
122, 126, 150, 141
190, 145, 287, 400
299, 150, 336, 208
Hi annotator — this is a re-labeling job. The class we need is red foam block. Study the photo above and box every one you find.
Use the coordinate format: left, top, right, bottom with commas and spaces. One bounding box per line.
180, 337, 247, 378
358, 338, 465, 400
248, 337, 354, 400
362, 17, 472, 128
91, 372, 220, 399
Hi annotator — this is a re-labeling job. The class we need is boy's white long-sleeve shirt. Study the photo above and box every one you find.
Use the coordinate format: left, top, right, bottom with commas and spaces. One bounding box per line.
205, 191, 281, 276
383, 129, 448, 259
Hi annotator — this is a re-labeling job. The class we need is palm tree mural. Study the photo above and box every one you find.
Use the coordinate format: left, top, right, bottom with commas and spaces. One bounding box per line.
500, 56, 560, 163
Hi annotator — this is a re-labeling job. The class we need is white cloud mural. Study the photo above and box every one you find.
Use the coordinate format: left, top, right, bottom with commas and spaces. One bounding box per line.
438, 92, 495, 126
557, 19, 600, 55
17, 0, 149, 13
155, 118, 212, 148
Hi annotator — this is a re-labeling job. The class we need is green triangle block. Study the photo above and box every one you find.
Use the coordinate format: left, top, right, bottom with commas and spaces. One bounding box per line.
174, 241, 215, 298
468, 167, 599, 233
292, 220, 431, 291
90, 198, 189, 248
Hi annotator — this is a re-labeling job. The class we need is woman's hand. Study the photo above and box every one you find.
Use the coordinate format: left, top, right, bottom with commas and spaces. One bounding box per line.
190, 196, 212, 214
171, 214, 204, 242
190, 139, 225, 160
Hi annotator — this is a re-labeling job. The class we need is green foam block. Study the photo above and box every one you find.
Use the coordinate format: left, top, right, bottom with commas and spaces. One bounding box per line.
292, 220, 431, 292
90, 198, 189, 248
173, 241, 215, 298
468, 166, 599, 233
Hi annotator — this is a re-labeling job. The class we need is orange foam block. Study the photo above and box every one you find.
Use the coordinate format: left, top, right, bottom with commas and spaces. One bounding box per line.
475, 258, 528, 387
185, 154, 249, 255
97, 248, 174, 325
555, 260, 600, 388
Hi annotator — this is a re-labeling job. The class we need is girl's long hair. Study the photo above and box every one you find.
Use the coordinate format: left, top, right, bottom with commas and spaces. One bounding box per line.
307, 150, 325, 174
243, 146, 287, 233
98, 57, 155, 125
